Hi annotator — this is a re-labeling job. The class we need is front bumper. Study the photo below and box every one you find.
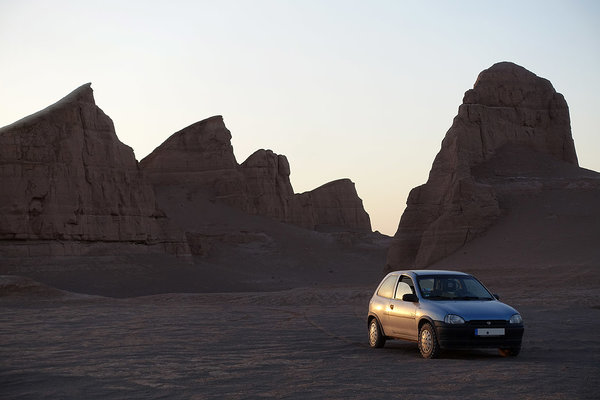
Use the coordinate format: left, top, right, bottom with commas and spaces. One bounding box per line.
434, 320, 524, 349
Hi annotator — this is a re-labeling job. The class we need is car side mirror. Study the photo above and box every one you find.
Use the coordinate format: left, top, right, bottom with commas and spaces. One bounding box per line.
402, 293, 419, 303
493, 294, 500, 300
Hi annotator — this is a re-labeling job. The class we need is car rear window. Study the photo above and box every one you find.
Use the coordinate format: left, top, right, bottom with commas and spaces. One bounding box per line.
377, 275, 397, 299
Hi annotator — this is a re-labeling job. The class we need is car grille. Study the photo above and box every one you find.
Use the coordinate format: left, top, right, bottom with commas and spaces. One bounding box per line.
466, 320, 507, 328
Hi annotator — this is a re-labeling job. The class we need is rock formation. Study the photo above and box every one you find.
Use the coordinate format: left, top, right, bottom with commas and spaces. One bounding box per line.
0, 84, 187, 256
138, 116, 249, 211
290, 179, 372, 232
240, 149, 294, 220
385, 62, 579, 271
141, 117, 372, 233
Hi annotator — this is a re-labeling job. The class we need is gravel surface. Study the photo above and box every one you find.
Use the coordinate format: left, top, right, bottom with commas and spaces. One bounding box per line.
2, 286, 599, 399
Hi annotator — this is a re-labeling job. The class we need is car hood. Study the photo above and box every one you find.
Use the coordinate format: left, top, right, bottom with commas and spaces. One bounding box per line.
427, 300, 519, 321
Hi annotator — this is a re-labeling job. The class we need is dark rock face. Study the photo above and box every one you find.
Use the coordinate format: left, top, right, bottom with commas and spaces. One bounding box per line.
0, 83, 371, 262
0, 84, 186, 255
141, 118, 372, 233
139, 116, 248, 211
386, 62, 579, 271
240, 149, 294, 221
139, 116, 239, 182
291, 179, 372, 232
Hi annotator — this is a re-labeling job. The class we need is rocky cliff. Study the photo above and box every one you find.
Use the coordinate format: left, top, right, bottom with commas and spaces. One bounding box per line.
140, 117, 372, 233
386, 62, 580, 271
0, 84, 186, 256
139, 116, 248, 211
0, 83, 371, 261
290, 179, 372, 232
240, 149, 294, 220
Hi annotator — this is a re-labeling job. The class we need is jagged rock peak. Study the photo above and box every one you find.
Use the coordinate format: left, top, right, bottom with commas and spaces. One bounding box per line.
178, 115, 228, 136
1, 83, 96, 132
0, 83, 187, 253
141, 115, 372, 233
385, 62, 578, 272
140, 115, 238, 177
140, 115, 246, 210
151, 115, 231, 151
464, 62, 563, 109
240, 149, 295, 220
454, 61, 577, 168
242, 149, 291, 177
311, 178, 355, 191
291, 178, 372, 232
59, 82, 95, 105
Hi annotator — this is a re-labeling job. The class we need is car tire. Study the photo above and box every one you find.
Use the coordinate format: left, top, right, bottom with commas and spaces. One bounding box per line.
499, 346, 521, 357
418, 322, 440, 359
368, 318, 386, 348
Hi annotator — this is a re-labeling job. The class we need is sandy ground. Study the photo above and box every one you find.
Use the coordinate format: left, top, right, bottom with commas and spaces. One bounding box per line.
2, 273, 599, 400
1, 174, 599, 399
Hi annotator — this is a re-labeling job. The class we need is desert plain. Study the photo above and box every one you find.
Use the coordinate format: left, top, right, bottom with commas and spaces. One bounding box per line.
1, 258, 599, 399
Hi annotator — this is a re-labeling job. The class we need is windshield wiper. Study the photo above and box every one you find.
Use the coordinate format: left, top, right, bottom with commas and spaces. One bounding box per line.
425, 295, 453, 300
455, 296, 492, 301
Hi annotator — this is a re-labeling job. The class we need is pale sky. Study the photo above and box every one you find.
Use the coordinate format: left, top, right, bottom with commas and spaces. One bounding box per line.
1, 0, 599, 235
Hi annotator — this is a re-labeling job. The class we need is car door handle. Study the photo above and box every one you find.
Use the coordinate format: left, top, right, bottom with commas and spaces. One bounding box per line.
389, 304, 394, 310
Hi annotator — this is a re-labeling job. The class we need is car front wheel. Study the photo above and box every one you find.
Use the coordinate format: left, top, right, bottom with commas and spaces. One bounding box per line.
368, 318, 386, 348
418, 322, 440, 359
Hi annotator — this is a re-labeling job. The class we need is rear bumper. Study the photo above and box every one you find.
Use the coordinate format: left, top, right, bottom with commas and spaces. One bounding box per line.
434, 321, 524, 349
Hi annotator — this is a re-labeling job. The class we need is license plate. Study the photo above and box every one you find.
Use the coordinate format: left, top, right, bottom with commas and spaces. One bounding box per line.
475, 328, 505, 336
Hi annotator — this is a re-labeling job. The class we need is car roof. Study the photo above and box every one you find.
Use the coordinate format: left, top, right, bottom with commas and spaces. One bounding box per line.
389, 270, 470, 277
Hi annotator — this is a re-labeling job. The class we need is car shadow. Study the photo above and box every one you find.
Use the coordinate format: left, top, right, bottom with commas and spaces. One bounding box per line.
382, 341, 507, 360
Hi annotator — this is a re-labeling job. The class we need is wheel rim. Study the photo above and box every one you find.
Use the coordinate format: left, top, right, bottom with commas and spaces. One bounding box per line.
369, 321, 378, 345
420, 329, 432, 354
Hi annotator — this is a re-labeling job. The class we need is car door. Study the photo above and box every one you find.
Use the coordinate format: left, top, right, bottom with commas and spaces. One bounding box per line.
386, 275, 418, 340
371, 274, 399, 333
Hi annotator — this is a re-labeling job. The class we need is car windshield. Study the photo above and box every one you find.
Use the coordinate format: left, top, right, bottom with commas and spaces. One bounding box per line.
417, 275, 494, 301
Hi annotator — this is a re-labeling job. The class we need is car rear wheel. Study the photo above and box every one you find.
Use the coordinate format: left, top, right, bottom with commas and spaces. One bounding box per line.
368, 318, 386, 348
418, 322, 440, 359
499, 346, 521, 357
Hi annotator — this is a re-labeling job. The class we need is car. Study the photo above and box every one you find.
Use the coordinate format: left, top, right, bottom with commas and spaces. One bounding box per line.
367, 270, 524, 358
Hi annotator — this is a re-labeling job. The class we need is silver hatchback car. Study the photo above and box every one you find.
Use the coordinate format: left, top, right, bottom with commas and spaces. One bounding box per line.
367, 270, 524, 358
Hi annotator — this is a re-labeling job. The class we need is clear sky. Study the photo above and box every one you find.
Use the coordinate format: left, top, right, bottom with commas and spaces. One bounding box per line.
1, 0, 599, 235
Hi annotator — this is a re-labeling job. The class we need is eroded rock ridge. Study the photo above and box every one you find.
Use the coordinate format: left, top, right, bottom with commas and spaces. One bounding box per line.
0, 84, 187, 256
386, 61, 581, 271
140, 117, 371, 233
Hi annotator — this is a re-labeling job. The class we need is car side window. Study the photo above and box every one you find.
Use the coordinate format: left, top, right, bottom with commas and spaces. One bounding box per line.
377, 275, 398, 299
395, 275, 416, 299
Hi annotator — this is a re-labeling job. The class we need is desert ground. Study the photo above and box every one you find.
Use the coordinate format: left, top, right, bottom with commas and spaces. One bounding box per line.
2, 260, 599, 400
2, 181, 599, 399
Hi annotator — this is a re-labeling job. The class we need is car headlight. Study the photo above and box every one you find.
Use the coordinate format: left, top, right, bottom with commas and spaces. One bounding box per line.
509, 314, 523, 324
444, 314, 465, 324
